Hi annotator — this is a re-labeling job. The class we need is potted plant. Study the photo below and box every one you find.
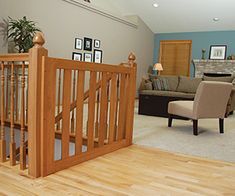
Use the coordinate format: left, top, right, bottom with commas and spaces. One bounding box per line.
7, 16, 41, 53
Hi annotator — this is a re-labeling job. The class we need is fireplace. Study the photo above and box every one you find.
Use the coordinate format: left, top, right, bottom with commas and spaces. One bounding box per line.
203, 73, 232, 77
193, 59, 235, 77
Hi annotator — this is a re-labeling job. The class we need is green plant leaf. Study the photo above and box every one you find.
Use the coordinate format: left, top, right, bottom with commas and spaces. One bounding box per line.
7, 16, 41, 53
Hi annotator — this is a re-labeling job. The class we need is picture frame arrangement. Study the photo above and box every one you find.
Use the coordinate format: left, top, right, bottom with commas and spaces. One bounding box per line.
75, 38, 82, 50
84, 53, 92, 62
94, 39, 100, 48
209, 45, 227, 60
84, 37, 93, 51
73, 37, 103, 63
72, 52, 82, 61
94, 49, 103, 63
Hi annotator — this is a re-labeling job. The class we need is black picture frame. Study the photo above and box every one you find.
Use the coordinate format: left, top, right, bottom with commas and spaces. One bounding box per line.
84, 53, 92, 62
72, 52, 82, 61
84, 37, 92, 51
75, 38, 82, 50
94, 39, 100, 48
94, 49, 103, 63
209, 45, 227, 60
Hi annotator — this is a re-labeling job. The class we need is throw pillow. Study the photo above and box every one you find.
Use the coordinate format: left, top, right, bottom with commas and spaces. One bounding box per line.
139, 77, 151, 91
158, 75, 179, 91
161, 78, 169, 90
152, 78, 169, 91
153, 79, 162, 90
144, 82, 153, 90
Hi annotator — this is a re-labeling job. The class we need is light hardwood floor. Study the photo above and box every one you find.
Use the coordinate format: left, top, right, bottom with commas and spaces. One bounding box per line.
0, 145, 235, 195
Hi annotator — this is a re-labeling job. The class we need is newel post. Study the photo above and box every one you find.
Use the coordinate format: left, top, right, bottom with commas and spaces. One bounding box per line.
28, 33, 48, 178
125, 52, 137, 145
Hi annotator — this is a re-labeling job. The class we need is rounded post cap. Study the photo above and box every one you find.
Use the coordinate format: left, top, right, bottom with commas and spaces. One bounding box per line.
33, 32, 45, 47
128, 52, 136, 62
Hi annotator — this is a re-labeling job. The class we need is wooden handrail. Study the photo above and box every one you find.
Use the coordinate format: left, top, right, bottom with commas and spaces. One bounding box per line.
0, 53, 29, 62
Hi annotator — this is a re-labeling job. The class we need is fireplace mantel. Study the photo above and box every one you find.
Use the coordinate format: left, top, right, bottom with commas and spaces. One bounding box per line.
193, 59, 235, 77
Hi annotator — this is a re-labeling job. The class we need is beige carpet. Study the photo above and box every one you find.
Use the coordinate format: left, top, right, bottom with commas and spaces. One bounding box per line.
133, 106, 235, 163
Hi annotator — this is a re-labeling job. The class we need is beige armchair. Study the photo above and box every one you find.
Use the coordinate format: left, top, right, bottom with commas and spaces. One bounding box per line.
168, 81, 232, 135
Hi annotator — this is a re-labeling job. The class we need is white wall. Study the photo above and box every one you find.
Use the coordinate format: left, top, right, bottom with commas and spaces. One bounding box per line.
1, 0, 154, 94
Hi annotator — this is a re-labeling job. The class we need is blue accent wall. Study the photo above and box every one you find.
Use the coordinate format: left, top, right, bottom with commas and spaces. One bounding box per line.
153, 31, 235, 77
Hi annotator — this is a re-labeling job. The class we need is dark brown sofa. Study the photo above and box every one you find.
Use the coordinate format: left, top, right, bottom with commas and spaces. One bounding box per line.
138, 75, 235, 118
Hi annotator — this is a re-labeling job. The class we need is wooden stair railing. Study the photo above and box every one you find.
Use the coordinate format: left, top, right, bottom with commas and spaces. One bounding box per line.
0, 33, 137, 178
0, 53, 29, 170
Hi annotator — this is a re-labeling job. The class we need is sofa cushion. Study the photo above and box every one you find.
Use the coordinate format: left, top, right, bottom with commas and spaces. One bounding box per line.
149, 74, 179, 91
203, 76, 234, 83
177, 76, 202, 93
140, 90, 195, 99
152, 78, 169, 91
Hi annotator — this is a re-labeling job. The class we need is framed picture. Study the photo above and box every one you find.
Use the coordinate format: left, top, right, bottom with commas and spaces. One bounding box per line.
75, 38, 82, 50
84, 53, 92, 62
209, 45, 227, 60
84, 37, 92, 51
94, 39, 100, 48
72, 52, 82, 61
94, 49, 103, 63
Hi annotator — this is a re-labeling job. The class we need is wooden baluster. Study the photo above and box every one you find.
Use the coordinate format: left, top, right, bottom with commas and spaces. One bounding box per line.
87, 71, 96, 151
5, 67, 9, 120
108, 73, 117, 144
71, 70, 76, 133
104, 75, 110, 139
15, 67, 19, 122
95, 72, 101, 138
10, 62, 16, 166
117, 73, 127, 141
26, 84, 28, 125
56, 69, 61, 131
20, 62, 26, 170
75, 71, 85, 155
98, 72, 108, 147
62, 69, 72, 159
114, 74, 120, 141
0, 62, 6, 162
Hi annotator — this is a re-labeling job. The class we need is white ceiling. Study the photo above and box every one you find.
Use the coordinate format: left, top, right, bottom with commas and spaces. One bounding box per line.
91, 0, 235, 33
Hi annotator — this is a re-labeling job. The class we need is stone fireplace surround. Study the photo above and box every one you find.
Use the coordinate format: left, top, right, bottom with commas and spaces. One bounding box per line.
193, 59, 235, 78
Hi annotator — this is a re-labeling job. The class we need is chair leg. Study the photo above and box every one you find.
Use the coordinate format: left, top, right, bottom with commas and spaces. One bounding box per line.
168, 115, 173, 127
193, 120, 198, 136
219, 118, 224, 134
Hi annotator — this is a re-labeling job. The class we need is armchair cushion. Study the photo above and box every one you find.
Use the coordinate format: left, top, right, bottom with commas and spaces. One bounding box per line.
168, 101, 194, 118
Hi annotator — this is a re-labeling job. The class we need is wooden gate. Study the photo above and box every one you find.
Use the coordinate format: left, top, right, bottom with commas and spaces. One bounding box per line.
40, 56, 136, 176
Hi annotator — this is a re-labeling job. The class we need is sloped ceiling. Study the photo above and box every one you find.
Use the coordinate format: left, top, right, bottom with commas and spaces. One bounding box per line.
91, 0, 235, 33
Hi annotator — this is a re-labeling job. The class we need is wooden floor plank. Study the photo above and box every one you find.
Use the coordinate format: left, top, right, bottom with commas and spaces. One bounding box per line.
0, 145, 235, 195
